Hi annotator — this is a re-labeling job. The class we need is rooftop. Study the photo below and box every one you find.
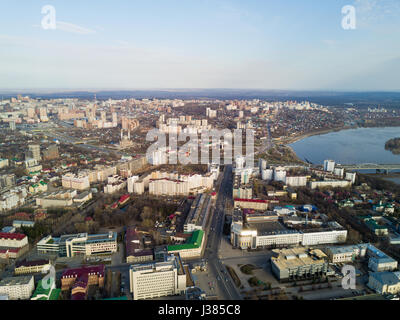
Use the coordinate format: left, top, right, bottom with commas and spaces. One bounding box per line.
0, 275, 33, 286
15, 259, 50, 268
61, 265, 105, 279
271, 247, 328, 270
0, 232, 26, 241
167, 230, 204, 252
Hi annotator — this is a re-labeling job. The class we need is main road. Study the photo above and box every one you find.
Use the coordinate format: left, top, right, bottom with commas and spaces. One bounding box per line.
202, 165, 242, 300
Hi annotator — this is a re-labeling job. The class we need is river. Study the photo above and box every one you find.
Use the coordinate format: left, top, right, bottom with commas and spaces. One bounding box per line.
289, 127, 400, 166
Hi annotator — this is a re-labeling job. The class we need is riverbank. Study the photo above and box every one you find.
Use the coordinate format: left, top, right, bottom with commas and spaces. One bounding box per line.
370, 172, 400, 185
276, 125, 354, 146
275, 125, 354, 165
279, 125, 400, 166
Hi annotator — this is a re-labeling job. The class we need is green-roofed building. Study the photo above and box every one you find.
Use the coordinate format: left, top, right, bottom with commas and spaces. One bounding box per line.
167, 230, 204, 259
30, 279, 61, 300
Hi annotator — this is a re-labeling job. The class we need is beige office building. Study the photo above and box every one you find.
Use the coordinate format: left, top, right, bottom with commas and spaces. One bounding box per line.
129, 253, 187, 300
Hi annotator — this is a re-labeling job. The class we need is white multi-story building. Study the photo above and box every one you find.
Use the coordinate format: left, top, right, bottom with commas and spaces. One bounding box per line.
0, 232, 28, 248
146, 171, 214, 196
285, 176, 307, 187
323, 160, 335, 172
103, 175, 127, 194
274, 168, 286, 183
308, 180, 352, 189
0, 186, 27, 213
324, 244, 369, 263
132, 180, 145, 195
258, 159, 267, 172
231, 219, 347, 250
127, 176, 139, 193
301, 229, 348, 246
0, 276, 34, 300
325, 243, 397, 273
35, 189, 77, 208
206, 108, 217, 118
129, 254, 187, 300
37, 232, 117, 257
334, 168, 344, 178
62, 173, 90, 190
149, 179, 189, 196
149, 147, 168, 165
261, 169, 274, 181
345, 172, 357, 184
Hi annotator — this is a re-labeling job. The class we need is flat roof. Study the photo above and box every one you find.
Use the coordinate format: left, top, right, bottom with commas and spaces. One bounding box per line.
168, 230, 204, 252
271, 248, 327, 271
0, 275, 33, 286
0, 232, 26, 241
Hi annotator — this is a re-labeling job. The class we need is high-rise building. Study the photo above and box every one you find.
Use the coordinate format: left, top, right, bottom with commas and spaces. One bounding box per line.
206, 108, 217, 118
39, 107, 48, 122
9, 121, 16, 131
27, 145, 41, 161
26, 107, 35, 118
0, 173, 16, 189
323, 160, 335, 172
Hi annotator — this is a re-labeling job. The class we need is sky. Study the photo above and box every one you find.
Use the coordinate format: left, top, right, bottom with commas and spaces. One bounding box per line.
0, 0, 399, 91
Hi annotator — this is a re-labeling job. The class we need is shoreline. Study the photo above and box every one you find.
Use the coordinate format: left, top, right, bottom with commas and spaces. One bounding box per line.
279, 124, 400, 146
277, 125, 355, 146
276, 126, 354, 165
277, 124, 400, 165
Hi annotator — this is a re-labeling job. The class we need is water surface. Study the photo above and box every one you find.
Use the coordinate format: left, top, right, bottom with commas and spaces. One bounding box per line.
290, 127, 400, 165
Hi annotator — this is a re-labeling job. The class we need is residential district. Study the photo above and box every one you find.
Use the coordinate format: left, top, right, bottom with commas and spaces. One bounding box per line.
0, 96, 400, 300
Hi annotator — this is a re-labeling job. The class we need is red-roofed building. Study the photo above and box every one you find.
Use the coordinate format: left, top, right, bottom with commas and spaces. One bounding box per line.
61, 265, 105, 293
0, 232, 28, 248
111, 202, 118, 209
34, 211, 48, 221
118, 194, 130, 205
12, 212, 32, 221
0, 248, 21, 259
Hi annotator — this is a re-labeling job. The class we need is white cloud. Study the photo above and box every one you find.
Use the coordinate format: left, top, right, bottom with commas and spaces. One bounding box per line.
354, 0, 400, 27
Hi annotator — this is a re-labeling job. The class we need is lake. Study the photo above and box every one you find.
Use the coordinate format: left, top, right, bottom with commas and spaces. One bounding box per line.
289, 127, 400, 165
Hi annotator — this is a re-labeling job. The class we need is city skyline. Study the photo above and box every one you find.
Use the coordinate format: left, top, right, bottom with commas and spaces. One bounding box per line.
1, 0, 400, 91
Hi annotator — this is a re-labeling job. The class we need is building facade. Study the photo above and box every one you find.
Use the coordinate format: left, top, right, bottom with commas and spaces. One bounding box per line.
129, 253, 187, 300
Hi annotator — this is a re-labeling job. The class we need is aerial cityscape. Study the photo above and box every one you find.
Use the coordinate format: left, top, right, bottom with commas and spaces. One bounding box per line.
1, 0, 400, 311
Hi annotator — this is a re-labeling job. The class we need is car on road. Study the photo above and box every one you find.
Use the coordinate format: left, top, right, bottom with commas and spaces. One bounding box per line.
217, 276, 221, 281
